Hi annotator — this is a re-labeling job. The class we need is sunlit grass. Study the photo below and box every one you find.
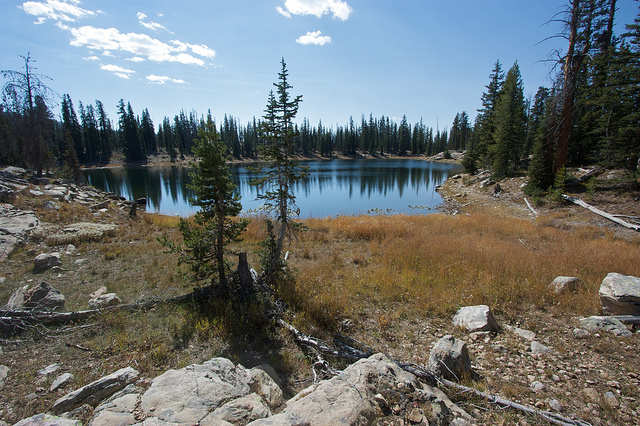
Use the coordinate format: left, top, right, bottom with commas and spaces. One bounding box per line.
287, 214, 640, 327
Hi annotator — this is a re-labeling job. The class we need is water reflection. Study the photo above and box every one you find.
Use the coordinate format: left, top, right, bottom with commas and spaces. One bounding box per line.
84, 159, 461, 218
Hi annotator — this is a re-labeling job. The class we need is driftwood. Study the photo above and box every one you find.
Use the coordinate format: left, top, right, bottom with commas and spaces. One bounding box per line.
524, 197, 538, 217
439, 378, 590, 426
566, 167, 605, 187
562, 194, 640, 231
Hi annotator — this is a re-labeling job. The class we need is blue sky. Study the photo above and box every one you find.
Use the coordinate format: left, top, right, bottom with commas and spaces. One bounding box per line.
1, 0, 638, 132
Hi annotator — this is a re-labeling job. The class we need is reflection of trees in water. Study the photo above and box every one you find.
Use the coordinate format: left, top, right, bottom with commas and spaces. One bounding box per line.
84, 160, 458, 216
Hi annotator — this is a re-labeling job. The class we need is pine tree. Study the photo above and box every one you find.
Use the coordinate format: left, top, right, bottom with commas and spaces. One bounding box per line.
176, 113, 249, 288
491, 62, 527, 178
253, 58, 305, 283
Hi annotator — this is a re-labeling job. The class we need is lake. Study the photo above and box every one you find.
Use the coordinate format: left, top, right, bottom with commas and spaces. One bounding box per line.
84, 159, 462, 218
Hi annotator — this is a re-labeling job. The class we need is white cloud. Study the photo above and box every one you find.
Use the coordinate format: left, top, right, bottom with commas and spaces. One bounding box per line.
146, 75, 187, 85
66, 25, 214, 65
296, 30, 331, 45
277, 0, 352, 20
83, 55, 99, 60
137, 11, 172, 33
101, 63, 135, 79
20, 0, 97, 23
126, 56, 145, 62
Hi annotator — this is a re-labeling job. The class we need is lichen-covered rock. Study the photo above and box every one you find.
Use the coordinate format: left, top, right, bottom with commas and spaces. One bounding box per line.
549, 276, 584, 294
14, 413, 81, 426
579, 316, 632, 337
23, 282, 65, 311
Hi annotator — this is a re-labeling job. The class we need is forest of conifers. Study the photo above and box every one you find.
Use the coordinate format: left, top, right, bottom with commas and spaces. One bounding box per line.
1, 0, 638, 195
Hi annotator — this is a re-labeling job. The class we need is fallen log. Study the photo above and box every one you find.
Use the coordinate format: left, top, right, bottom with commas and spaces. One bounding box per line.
611, 315, 640, 325
566, 167, 605, 186
561, 195, 640, 231
524, 197, 538, 217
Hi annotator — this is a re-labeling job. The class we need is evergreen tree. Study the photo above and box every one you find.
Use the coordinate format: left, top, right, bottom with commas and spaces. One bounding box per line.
491, 62, 527, 178
177, 113, 249, 288
95, 99, 113, 163
117, 99, 146, 163
61, 94, 84, 164
254, 58, 305, 282
140, 108, 157, 155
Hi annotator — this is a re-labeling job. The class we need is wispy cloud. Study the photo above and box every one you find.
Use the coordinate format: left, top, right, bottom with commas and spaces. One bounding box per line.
100, 63, 135, 79
20, 0, 99, 24
277, 0, 352, 20
67, 25, 215, 66
146, 75, 187, 85
296, 30, 331, 46
137, 12, 172, 33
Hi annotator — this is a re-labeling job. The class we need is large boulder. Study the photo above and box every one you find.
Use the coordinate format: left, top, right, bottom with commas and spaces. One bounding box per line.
599, 273, 640, 315
88, 293, 121, 309
14, 414, 80, 426
23, 282, 65, 311
139, 358, 256, 424
52, 367, 139, 414
428, 335, 472, 380
452, 305, 499, 333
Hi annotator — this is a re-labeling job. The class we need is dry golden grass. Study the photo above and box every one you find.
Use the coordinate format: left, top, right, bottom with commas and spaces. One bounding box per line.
286, 214, 640, 326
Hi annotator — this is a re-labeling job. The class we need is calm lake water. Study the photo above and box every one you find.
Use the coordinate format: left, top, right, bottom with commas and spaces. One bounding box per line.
84, 159, 461, 218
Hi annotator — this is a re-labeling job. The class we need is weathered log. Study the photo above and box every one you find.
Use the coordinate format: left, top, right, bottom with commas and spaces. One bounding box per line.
611, 315, 640, 325
524, 197, 538, 217
565, 167, 605, 186
562, 195, 640, 231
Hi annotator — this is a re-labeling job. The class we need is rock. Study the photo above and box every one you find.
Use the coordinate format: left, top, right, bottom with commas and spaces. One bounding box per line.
23, 282, 65, 311
38, 363, 60, 376
65, 244, 76, 255
579, 316, 633, 337
13, 413, 81, 426
135, 197, 147, 205
406, 407, 425, 423
51, 373, 74, 392
250, 353, 420, 426
0, 365, 9, 391
603, 391, 619, 408
452, 305, 499, 333
249, 366, 284, 409
531, 341, 552, 355
88, 293, 121, 309
530, 381, 546, 393
573, 328, 590, 339
33, 252, 61, 270
548, 398, 563, 412
428, 335, 472, 380
599, 273, 640, 315
0, 208, 39, 261
549, 276, 585, 294
5, 284, 29, 310
90, 200, 109, 210
52, 367, 139, 414
514, 327, 536, 341
139, 358, 253, 424
89, 287, 107, 300
583, 388, 600, 402
201, 393, 270, 425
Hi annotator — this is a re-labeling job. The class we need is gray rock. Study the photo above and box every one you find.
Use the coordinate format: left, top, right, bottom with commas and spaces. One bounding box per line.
38, 363, 60, 376
452, 305, 499, 333
548, 398, 563, 412
531, 341, 552, 355
579, 316, 633, 337
5, 284, 29, 310
0, 365, 8, 391
33, 252, 61, 270
249, 366, 284, 409
52, 367, 139, 414
13, 413, 81, 426
573, 328, 590, 339
599, 273, 640, 315
0, 209, 39, 261
201, 393, 270, 425
549, 276, 584, 294
50, 373, 74, 392
604, 391, 619, 408
23, 282, 65, 311
88, 293, 121, 309
530, 380, 546, 393
90, 391, 140, 426
428, 335, 472, 380
139, 358, 252, 424
480, 178, 495, 188
514, 327, 536, 341
249, 353, 419, 426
